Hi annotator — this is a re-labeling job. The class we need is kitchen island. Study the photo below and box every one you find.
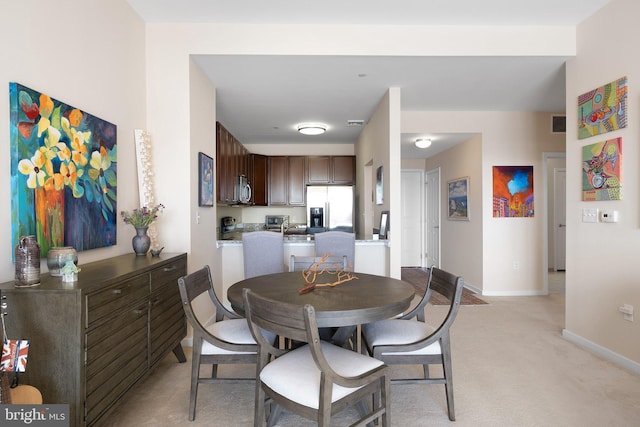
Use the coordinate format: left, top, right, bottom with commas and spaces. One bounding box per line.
216, 234, 388, 304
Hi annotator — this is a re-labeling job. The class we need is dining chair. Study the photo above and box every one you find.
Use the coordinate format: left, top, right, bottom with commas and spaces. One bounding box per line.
361, 267, 463, 421
242, 231, 285, 279
178, 265, 273, 421
243, 288, 390, 427
314, 231, 355, 271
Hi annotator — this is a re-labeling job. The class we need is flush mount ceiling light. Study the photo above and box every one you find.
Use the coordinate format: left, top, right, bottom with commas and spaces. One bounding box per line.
415, 138, 432, 149
297, 123, 327, 136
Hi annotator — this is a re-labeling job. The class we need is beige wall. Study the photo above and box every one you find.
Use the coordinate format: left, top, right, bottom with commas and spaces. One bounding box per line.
0, 0, 146, 282
564, 0, 640, 369
425, 135, 484, 290
403, 111, 566, 294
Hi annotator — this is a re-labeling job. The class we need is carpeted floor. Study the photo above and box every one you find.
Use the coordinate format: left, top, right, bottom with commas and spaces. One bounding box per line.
401, 267, 487, 305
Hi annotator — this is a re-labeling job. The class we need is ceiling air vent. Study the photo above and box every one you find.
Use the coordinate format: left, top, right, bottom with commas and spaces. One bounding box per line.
347, 120, 365, 127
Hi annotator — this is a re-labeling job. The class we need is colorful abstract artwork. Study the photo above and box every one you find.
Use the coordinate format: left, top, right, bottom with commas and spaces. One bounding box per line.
581, 137, 622, 201
10, 82, 117, 257
492, 166, 534, 218
578, 76, 627, 139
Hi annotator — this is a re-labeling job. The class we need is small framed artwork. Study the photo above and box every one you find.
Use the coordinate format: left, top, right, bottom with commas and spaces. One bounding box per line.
376, 166, 384, 205
198, 152, 214, 207
379, 211, 390, 239
448, 176, 469, 220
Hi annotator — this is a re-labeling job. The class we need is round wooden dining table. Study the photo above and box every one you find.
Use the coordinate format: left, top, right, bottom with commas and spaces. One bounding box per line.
227, 271, 416, 329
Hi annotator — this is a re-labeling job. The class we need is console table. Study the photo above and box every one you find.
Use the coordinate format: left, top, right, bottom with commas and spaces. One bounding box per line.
0, 252, 187, 427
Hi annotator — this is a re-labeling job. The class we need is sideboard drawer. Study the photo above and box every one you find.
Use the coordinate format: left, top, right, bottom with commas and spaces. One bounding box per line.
86, 273, 150, 327
150, 257, 186, 292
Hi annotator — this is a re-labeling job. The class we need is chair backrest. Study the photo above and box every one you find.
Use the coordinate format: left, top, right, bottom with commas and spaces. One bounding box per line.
289, 254, 348, 272
399, 266, 434, 322
178, 266, 254, 352
427, 267, 464, 335
314, 231, 355, 271
243, 288, 373, 385
242, 231, 285, 279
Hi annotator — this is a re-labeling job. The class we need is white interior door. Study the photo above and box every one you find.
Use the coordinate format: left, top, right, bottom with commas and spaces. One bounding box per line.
401, 170, 423, 267
554, 168, 566, 271
426, 168, 440, 268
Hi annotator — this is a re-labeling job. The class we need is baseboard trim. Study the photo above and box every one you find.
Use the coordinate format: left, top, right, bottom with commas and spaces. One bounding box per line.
562, 329, 640, 374
481, 290, 546, 296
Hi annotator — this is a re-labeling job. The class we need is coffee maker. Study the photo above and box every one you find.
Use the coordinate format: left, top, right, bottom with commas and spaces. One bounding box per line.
221, 216, 236, 233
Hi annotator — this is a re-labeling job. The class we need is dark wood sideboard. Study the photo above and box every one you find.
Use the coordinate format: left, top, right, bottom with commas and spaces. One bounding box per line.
0, 252, 187, 427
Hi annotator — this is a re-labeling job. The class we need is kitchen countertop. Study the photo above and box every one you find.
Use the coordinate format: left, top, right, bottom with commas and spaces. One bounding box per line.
216, 231, 387, 247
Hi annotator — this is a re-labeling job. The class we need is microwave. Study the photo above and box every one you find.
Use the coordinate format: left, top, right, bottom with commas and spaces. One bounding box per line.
265, 215, 289, 231
234, 175, 252, 204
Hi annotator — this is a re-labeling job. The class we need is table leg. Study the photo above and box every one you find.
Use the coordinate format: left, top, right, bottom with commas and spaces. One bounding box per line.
172, 343, 187, 363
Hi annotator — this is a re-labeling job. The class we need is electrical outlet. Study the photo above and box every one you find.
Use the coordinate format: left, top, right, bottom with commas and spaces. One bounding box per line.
513, 261, 520, 270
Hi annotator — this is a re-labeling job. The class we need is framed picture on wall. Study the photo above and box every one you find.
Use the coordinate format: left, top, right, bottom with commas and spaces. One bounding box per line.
448, 176, 469, 220
379, 211, 389, 239
376, 166, 384, 205
198, 152, 214, 207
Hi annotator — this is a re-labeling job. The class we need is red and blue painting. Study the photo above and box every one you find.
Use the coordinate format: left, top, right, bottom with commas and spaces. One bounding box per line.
10, 82, 117, 256
492, 166, 534, 218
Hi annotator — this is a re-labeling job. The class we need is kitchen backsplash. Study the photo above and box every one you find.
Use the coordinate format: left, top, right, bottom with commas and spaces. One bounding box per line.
217, 205, 307, 226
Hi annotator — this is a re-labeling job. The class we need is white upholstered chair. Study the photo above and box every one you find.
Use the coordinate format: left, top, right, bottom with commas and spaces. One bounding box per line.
242, 231, 285, 279
314, 231, 355, 271
243, 288, 390, 427
361, 267, 463, 421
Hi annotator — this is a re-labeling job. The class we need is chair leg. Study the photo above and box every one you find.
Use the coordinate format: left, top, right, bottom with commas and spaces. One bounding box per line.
381, 374, 390, 427
189, 347, 201, 421
441, 339, 455, 421
211, 363, 218, 379
423, 363, 430, 379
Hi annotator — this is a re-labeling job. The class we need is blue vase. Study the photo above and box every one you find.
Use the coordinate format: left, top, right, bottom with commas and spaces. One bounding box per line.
132, 227, 151, 256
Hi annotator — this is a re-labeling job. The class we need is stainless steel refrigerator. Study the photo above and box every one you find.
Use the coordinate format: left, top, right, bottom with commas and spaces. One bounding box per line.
306, 186, 354, 234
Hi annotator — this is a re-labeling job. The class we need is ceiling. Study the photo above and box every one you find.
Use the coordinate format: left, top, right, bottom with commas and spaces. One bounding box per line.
127, 0, 612, 158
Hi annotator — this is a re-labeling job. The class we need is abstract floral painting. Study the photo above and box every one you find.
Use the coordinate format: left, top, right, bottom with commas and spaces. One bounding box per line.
578, 76, 627, 140
492, 166, 534, 218
581, 137, 622, 201
10, 82, 117, 256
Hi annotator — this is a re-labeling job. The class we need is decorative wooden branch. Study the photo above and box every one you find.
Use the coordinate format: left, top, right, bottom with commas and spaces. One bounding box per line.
298, 254, 358, 294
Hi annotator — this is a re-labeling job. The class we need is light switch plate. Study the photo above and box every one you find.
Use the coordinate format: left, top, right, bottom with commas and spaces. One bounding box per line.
582, 208, 598, 223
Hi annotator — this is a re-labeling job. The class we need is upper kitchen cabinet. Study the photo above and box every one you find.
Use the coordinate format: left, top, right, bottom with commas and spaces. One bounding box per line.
268, 156, 306, 206
216, 122, 249, 204
307, 156, 355, 185
249, 154, 268, 206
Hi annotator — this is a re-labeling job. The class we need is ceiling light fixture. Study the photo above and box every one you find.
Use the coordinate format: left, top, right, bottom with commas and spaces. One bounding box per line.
297, 123, 327, 136
415, 138, 432, 149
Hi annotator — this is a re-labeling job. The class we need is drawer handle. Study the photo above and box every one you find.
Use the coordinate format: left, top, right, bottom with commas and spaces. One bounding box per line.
112, 289, 123, 294
151, 298, 161, 306
134, 306, 148, 316
163, 266, 177, 272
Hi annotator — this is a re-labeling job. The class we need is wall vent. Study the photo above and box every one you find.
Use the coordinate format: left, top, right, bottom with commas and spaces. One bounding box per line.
551, 115, 566, 134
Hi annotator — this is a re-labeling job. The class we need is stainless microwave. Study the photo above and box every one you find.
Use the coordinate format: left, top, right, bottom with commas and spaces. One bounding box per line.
234, 175, 252, 204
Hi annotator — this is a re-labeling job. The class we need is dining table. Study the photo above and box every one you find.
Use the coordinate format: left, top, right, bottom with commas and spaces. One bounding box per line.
227, 270, 416, 346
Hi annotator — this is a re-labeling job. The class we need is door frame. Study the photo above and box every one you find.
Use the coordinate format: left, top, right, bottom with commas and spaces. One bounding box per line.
553, 168, 567, 271
542, 152, 566, 294
401, 169, 425, 267
425, 167, 441, 269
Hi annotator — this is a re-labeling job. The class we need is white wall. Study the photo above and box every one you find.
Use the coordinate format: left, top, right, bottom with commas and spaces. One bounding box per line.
565, 0, 640, 368
0, 0, 146, 282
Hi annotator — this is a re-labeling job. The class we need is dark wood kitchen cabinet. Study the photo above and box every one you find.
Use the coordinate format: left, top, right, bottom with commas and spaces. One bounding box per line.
249, 153, 268, 206
0, 253, 187, 427
268, 156, 306, 206
307, 156, 355, 185
216, 122, 249, 204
